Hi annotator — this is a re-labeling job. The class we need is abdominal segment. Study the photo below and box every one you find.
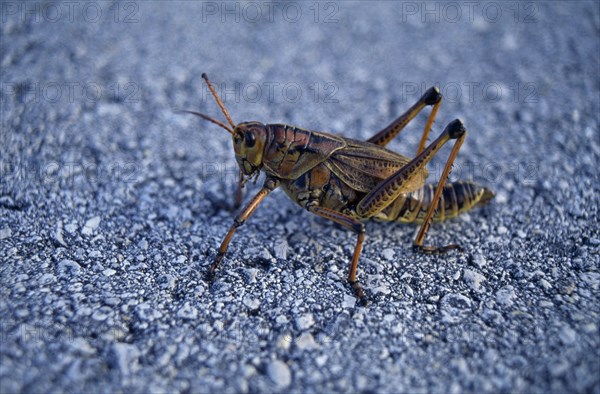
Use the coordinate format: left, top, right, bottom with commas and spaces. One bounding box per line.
376, 181, 494, 223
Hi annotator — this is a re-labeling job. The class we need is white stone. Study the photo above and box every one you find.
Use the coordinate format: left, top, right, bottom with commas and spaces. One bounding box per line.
495, 285, 516, 307
463, 269, 486, 292
243, 295, 260, 310
295, 313, 314, 330
103, 268, 116, 277
381, 248, 395, 261
295, 333, 318, 350
0, 227, 11, 240
267, 359, 291, 387
82, 216, 101, 235
342, 294, 356, 308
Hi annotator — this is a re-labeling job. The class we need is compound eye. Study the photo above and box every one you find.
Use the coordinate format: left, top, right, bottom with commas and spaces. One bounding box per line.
244, 131, 256, 148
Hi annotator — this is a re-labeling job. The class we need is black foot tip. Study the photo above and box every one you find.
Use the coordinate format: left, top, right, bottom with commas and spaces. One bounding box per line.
206, 264, 217, 282
424, 87, 442, 105
413, 244, 432, 254
443, 244, 463, 253
349, 281, 368, 306
446, 119, 466, 139
413, 244, 462, 254
205, 269, 216, 282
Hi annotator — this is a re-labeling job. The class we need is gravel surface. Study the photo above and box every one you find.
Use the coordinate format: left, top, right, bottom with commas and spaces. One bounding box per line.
1, 1, 599, 393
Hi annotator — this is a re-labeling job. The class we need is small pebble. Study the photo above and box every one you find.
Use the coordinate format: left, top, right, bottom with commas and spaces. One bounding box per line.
472, 254, 487, 268
54, 222, 67, 247
57, 259, 81, 276
274, 239, 289, 260
177, 302, 198, 319
342, 294, 356, 308
315, 355, 328, 367
111, 343, 140, 376
275, 315, 288, 324
295, 333, 317, 350
103, 268, 116, 277
243, 295, 260, 310
82, 216, 101, 235
267, 359, 291, 388
0, 227, 12, 240
296, 314, 315, 330
495, 285, 516, 307
381, 248, 395, 261
92, 309, 109, 321
463, 269, 486, 292
441, 293, 472, 323
65, 223, 78, 234
70, 338, 96, 356
243, 268, 259, 284
559, 325, 577, 345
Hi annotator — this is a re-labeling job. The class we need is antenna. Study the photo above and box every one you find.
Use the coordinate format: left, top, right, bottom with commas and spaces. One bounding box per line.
202, 73, 235, 129
175, 109, 233, 134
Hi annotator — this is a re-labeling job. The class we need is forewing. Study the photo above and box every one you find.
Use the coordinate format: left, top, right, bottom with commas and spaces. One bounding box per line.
325, 139, 428, 193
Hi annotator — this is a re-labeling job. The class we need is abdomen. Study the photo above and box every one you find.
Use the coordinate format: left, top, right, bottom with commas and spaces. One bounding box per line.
375, 181, 494, 223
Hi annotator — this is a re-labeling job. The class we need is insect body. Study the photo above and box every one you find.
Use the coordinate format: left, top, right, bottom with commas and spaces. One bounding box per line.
182, 74, 494, 303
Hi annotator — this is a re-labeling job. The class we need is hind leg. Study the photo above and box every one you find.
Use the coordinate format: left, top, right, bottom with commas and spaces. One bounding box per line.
357, 120, 465, 217
413, 128, 467, 253
367, 87, 442, 156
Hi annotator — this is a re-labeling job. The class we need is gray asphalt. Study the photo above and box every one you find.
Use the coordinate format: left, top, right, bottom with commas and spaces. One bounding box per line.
1, 1, 599, 393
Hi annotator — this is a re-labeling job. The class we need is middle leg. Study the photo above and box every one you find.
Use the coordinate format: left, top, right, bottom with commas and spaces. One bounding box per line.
307, 205, 367, 304
234, 170, 244, 209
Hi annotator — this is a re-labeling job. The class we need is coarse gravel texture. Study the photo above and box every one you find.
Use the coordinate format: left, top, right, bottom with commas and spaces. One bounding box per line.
1, 1, 599, 393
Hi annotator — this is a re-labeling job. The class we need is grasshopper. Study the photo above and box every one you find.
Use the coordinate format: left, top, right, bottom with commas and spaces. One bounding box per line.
181, 74, 494, 303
